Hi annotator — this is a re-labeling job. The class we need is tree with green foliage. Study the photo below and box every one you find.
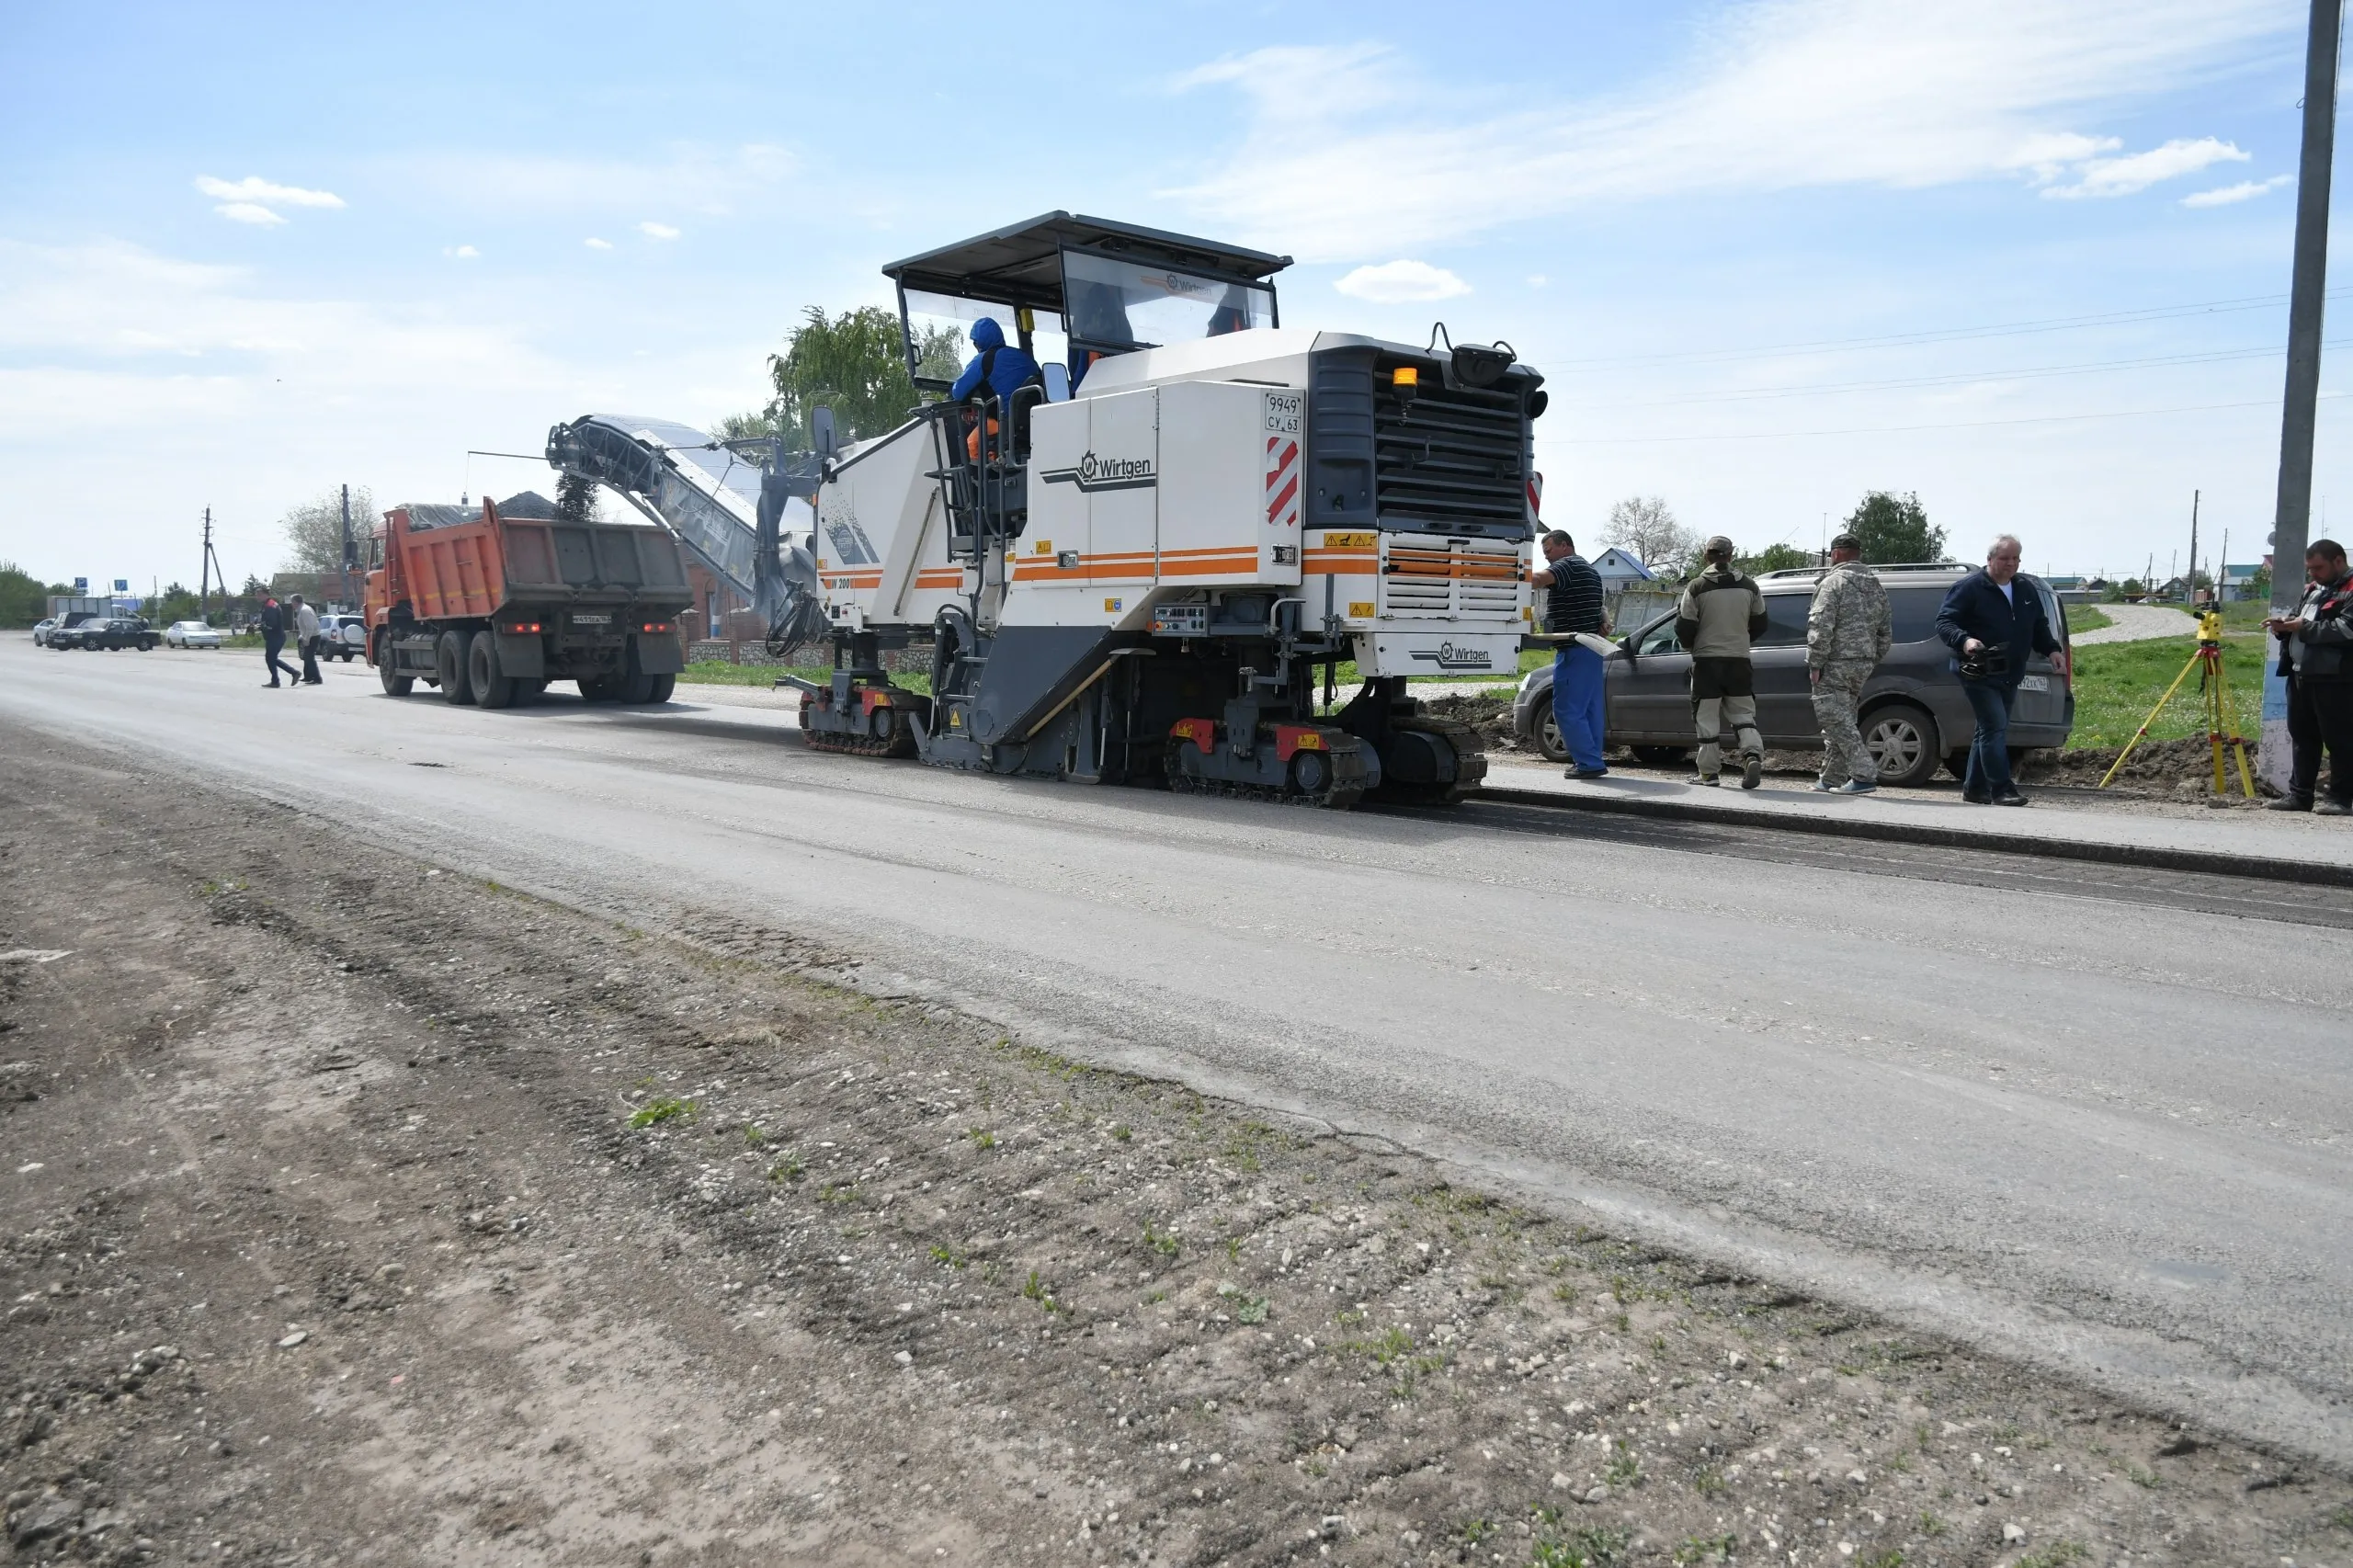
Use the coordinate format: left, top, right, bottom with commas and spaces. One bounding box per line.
1736, 542, 1814, 575
733, 306, 966, 450
1844, 490, 1946, 564
279, 486, 377, 574
0, 562, 69, 627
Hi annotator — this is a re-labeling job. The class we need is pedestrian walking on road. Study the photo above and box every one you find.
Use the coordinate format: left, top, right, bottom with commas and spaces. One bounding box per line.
291, 595, 324, 686
2266, 538, 2353, 815
1936, 534, 2062, 806
1675, 536, 1768, 789
1529, 529, 1610, 778
258, 597, 301, 687
1806, 533, 1893, 793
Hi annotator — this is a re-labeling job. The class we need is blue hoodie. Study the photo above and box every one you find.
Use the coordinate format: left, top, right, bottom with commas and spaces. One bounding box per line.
949, 317, 1040, 406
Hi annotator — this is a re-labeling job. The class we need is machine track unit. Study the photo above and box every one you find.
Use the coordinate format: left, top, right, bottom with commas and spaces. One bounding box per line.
791, 212, 1547, 809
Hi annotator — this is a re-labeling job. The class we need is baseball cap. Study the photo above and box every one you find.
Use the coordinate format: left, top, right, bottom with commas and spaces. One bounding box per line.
1829, 532, 1860, 552
1703, 534, 1734, 555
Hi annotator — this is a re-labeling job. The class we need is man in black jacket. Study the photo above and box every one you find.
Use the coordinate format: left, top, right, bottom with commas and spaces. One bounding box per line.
2267, 539, 2353, 814
257, 597, 301, 688
1935, 534, 2062, 806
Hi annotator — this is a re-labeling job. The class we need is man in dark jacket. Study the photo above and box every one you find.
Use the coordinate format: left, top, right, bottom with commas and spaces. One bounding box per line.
1675, 536, 1768, 788
1936, 534, 2063, 805
2266, 538, 2353, 814
1529, 530, 1608, 778
258, 597, 300, 687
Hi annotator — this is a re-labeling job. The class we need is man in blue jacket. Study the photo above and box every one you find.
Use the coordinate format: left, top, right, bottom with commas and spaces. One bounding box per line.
1936, 534, 2063, 806
949, 317, 1040, 408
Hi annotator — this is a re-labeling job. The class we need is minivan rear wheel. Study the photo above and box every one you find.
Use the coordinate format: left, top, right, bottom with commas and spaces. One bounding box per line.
1863, 702, 1939, 788
1532, 711, 1569, 764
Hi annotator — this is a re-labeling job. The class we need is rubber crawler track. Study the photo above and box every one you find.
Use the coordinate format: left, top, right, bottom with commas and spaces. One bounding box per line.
797, 701, 919, 758
1362, 713, 1488, 808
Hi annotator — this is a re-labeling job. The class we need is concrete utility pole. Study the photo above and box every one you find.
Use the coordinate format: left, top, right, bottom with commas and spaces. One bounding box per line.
2266, 0, 2343, 788
199, 508, 212, 621
339, 483, 353, 609
2188, 490, 2201, 604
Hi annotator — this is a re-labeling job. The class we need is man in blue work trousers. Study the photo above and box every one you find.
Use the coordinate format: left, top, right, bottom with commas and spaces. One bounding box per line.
1529, 529, 1609, 779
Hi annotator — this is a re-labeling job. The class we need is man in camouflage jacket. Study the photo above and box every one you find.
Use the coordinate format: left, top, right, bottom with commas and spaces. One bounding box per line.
1805, 533, 1893, 791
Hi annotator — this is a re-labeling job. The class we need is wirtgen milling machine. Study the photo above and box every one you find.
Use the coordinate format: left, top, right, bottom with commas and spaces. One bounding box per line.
790, 212, 1547, 808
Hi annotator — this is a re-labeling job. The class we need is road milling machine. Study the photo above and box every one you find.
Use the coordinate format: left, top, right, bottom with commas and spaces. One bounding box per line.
791, 212, 1547, 808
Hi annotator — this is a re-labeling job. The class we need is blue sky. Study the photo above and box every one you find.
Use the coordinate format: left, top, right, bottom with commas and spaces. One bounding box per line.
0, 0, 2339, 589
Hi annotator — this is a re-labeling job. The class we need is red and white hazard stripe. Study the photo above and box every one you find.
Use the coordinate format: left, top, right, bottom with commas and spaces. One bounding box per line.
1527, 471, 1543, 525
1265, 436, 1301, 529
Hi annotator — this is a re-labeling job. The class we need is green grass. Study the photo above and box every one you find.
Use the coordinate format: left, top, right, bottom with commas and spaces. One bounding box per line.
678, 660, 825, 687
627, 1096, 696, 1129
2066, 635, 2266, 748
2063, 605, 2112, 633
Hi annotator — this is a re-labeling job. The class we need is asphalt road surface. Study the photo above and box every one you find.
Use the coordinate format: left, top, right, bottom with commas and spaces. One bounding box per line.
9, 640, 2348, 1465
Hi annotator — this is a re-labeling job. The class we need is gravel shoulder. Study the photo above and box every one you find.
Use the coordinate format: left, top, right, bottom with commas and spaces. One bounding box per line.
3, 735, 2348, 1568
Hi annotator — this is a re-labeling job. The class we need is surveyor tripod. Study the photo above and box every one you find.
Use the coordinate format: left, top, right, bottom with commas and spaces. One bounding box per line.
2097, 608, 2254, 798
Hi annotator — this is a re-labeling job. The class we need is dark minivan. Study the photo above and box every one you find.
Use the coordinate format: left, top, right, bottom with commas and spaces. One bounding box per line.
1513, 564, 2074, 786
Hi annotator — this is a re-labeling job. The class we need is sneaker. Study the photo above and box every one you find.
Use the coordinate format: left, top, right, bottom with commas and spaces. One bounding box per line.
1567, 767, 1610, 780
1994, 791, 2029, 807
1811, 778, 1842, 792
1961, 791, 1991, 805
1741, 756, 1763, 790
1694, 774, 1720, 788
2267, 795, 2313, 812
2316, 799, 2352, 817
1836, 779, 1879, 794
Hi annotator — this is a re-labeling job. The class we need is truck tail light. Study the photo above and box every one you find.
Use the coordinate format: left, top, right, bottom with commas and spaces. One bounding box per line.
500, 621, 542, 634
641, 621, 673, 632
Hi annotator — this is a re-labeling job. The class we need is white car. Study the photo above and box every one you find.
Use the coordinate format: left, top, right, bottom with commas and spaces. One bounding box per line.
316, 612, 369, 661
31, 619, 56, 645
164, 619, 225, 649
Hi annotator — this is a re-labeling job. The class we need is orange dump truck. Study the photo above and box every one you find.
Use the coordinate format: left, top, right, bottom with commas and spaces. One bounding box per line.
365, 494, 694, 707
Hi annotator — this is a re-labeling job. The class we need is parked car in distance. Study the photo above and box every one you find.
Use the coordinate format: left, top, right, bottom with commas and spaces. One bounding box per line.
43, 610, 101, 647
1512, 564, 2074, 787
54, 616, 160, 652
31, 619, 56, 645
315, 612, 368, 661
164, 619, 225, 649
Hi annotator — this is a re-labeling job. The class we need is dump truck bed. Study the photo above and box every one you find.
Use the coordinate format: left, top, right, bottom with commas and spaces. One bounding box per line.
386, 505, 690, 620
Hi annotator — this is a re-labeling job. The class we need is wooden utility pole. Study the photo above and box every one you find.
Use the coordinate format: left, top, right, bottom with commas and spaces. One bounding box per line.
2188, 490, 2201, 604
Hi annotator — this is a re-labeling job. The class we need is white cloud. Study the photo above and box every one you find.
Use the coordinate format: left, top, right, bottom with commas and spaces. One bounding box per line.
445, 244, 480, 259
585, 237, 613, 250
1164, 1, 2295, 257
213, 202, 286, 227
398, 142, 795, 218
638, 222, 680, 241
2182, 173, 2294, 208
2039, 136, 2248, 198
1527, 275, 1548, 289
195, 175, 345, 210
1335, 260, 1472, 303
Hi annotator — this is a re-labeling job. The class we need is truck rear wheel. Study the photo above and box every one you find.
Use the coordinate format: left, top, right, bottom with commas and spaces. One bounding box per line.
642, 675, 675, 704
436, 631, 477, 705
469, 631, 517, 709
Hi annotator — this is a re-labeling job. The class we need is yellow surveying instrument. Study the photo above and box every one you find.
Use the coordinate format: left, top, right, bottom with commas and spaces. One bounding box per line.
2098, 608, 2255, 798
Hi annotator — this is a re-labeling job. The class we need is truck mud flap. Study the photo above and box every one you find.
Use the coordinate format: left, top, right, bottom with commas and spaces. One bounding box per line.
495, 631, 546, 679
966, 626, 1140, 745
630, 631, 684, 676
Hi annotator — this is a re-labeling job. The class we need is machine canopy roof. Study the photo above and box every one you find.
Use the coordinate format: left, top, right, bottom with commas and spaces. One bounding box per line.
882, 211, 1291, 312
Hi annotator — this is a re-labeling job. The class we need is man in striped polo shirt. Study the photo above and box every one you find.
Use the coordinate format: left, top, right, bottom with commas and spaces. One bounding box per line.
1529, 530, 1609, 778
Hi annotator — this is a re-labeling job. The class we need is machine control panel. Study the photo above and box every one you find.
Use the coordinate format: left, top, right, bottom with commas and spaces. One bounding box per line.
1150, 603, 1209, 637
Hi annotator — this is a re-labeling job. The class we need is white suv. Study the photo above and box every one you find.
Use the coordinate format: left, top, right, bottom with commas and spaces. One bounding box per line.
316, 612, 369, 661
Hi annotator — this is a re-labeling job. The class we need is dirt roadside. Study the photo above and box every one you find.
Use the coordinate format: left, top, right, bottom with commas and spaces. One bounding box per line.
2, 733, 2346, 1568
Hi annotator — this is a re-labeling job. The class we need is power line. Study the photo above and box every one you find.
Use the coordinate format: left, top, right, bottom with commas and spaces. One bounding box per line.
1551, 337, 2353, 410
1537, 286, 2353, 372
1549, 392, 2347, 446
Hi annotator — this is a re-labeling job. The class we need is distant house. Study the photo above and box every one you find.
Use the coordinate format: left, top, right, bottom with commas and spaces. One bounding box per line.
1590, 547, 1655, 588
2218, 563, 2265, 602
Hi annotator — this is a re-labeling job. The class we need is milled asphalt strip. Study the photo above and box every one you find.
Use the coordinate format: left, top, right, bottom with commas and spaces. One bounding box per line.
1478, 782, 2340, 888
1419, 799, 2353, 929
